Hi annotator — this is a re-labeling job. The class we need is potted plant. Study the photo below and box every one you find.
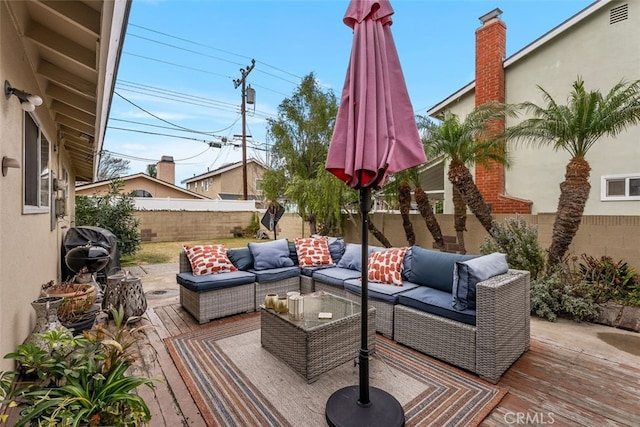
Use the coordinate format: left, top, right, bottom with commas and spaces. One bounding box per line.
1, 307, 156, 426
40, 274, 100, 334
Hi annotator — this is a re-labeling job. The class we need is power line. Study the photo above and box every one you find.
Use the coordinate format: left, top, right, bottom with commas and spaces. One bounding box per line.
128, 23, 304, 81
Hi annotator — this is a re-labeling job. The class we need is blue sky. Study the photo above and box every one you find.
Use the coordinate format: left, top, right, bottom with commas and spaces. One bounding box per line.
104, 0, 594, 186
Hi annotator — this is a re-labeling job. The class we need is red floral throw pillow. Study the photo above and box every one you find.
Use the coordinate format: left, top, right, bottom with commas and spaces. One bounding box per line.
294, 237, 335, 268
367, 247, 407, 286
184, 244, 238, 276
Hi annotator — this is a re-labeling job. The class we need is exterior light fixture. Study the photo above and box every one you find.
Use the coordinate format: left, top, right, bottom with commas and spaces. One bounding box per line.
2, 156, 20, 176
4, 80, 43, 112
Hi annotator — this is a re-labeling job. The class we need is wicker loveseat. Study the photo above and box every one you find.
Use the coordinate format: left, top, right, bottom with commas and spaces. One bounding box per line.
176, 238, 530, 383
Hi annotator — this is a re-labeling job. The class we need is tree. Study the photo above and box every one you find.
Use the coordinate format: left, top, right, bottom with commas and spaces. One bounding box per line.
507, 77, 640, 270
262, 73, 347, 235
146, 164, 157, 178
75, 179, 141, 257
419, 103, 514, 241
97, 152, 130, 181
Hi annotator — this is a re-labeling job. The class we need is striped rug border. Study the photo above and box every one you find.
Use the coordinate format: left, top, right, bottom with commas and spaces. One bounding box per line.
164, 314, 506, 427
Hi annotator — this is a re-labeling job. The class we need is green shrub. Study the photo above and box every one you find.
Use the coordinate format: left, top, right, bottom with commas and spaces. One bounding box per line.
75, 179, 141, 257
2, 311, 155, 426
531, 266, 601, 322
480, 216, 545, 279
575, 254, 640, 307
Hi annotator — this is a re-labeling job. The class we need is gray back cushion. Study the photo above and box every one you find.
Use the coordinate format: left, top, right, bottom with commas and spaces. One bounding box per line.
248, 239, 295, 270
407, 246, 476, 293
227, 247, 254, 271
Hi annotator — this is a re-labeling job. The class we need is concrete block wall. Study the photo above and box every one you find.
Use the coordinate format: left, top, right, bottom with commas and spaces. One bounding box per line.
134, 210, 639, 269
135, 211, 306, 242
344, 213, 640, 270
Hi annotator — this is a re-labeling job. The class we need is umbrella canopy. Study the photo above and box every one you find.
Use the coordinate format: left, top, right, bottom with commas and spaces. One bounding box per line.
326, 0, 427, 189
325, 2, 426, 426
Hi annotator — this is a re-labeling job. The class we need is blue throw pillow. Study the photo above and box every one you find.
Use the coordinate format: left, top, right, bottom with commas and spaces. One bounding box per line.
407, 246, 476, 292
248, 239, 295, 270
452, 252, 508, 311
337, 243, 363, 271
227, 247, 254, 271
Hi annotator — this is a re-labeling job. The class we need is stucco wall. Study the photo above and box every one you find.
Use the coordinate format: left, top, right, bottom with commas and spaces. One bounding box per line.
1, 1, 67, 370
503, 2, 640, 215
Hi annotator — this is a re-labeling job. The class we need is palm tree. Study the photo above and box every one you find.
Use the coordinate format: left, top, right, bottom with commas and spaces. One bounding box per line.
419, 103, 513, 239
507, 77, 640, 270
386, 166, 445, 250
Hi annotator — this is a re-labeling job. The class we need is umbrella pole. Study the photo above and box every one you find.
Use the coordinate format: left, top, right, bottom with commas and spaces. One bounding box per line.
359, 186, 371, 405
325, 187, 405, 427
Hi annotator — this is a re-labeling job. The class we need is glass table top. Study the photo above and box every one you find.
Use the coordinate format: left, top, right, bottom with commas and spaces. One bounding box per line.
261, 292, 364, 331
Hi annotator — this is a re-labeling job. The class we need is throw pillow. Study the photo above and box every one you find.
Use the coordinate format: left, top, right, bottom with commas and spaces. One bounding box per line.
226, 247, 254, 271
337, 243, 363, 271
183, 244, 237, 276
452, 252, 509, 310
294, 237, 335, 268
312, 235, 345, 264
248, 239, 295, 270
367, 247, 407, 286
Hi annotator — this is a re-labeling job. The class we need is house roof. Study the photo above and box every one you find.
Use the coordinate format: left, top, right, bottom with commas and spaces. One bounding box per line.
181, 158, 268, 184
76, 173, 208, 199
4, 0, 131, 181
427, 0, 609, 116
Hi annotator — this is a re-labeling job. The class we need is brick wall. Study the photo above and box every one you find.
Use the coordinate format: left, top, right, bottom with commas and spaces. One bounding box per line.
475, 12, 531, 214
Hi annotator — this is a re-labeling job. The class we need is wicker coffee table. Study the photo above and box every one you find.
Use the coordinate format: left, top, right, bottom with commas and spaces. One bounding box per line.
260, 292, 376, 383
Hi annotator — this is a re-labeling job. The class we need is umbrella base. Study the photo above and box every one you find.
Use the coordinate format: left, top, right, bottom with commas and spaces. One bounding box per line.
325, 385, 404, 427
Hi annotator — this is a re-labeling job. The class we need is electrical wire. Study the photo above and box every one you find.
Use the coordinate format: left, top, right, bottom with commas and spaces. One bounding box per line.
128, 23, 304, 82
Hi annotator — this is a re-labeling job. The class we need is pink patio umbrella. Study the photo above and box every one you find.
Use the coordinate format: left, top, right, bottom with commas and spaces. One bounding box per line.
325, 0, 427, 425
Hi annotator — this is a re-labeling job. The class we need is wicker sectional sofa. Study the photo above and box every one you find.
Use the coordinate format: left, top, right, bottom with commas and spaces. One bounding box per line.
176, 238, 530, 383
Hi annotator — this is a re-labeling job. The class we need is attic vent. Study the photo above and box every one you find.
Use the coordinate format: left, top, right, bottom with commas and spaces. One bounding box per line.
610, 4, 628, 24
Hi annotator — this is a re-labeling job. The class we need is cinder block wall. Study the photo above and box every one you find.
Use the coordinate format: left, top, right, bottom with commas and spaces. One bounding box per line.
135, 210, 639, 269
135, 211, 306, 242
344, 214, 640, 270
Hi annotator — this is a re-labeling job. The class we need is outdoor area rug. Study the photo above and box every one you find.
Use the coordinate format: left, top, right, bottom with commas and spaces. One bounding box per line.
164, 314, 506, 426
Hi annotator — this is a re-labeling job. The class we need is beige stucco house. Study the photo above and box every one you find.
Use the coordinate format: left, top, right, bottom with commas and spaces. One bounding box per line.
0, 0, 130, 370
182, 158, 267, 201
428, 0, 639, 216
76, 156, 206, 199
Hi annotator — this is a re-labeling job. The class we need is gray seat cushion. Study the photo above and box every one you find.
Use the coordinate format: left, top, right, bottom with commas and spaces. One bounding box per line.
249, 266, 300, 283
176, 271, 256, 293
344, 279, 420, 304
312, 267, 361, 287
398, 286, 477, 326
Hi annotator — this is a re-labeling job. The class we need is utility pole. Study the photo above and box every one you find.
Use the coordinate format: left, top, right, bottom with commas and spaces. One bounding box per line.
233, 59, 255, 200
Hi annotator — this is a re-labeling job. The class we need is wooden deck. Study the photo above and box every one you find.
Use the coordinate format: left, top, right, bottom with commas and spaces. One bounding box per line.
5, 303, 640, 426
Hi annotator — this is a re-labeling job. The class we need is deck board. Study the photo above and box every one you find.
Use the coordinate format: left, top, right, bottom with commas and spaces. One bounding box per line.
4, 301, 639, 427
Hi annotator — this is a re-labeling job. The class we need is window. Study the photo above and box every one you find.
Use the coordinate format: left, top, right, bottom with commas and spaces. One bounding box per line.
131, 189, 153, 197
202, 179, 209, 191
24, 113, 50, 213
601, 174, 640, 201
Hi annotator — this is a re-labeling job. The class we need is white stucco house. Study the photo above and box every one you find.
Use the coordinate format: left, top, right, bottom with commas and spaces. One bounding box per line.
0, 0, 131, 370
427, 0, 639, 216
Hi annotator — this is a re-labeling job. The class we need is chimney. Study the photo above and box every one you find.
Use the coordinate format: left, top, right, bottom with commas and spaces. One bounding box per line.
474, 8, 531, 214
156, 155, 175, 185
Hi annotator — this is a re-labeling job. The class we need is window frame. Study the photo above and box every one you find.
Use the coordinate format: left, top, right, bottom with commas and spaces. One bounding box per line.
601, 174, 640, 201
23, 112, 50, 214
